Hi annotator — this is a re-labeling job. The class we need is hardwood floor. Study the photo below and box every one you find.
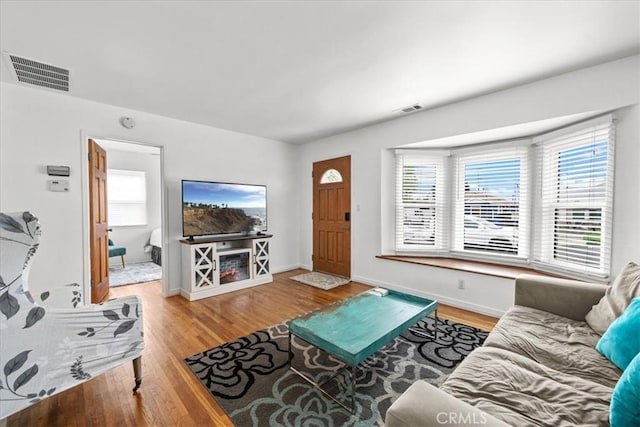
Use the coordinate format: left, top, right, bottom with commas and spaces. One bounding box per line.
6, 269, 498, 426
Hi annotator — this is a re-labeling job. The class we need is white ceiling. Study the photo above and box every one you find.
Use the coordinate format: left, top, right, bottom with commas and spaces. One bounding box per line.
1, 1, 638, 144
401, 110, 608, 149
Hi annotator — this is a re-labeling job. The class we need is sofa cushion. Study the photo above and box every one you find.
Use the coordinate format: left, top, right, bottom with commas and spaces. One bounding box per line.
586, 261, 640, 335
610, 352, 640, 427
384, 380, 510, 427
441, 346, 613, 427
597, 297, 640, 371
483, 305, 621, 388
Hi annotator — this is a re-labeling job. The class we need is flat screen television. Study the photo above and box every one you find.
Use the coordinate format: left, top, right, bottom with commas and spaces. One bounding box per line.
182, 180, 267, 237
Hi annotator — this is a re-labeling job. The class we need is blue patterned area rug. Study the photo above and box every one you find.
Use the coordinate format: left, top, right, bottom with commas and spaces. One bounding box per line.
184, 317, 488, 426
109, 261, 162, 287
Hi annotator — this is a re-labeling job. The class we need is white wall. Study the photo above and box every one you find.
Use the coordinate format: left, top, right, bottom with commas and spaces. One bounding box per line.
105, 148, 161, 265
0, 83, 300, 300
2, 55, 637, 317
298, 55, 640, 317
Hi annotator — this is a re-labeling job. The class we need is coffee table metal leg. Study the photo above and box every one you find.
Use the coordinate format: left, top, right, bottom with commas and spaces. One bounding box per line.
408, 310, 440, 341
351, 364, 357, 412
288, 329, 293, 365
288, 332, 357, 413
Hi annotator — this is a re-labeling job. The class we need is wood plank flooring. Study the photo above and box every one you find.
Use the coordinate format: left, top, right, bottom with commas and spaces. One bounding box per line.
6, 269, 498, 427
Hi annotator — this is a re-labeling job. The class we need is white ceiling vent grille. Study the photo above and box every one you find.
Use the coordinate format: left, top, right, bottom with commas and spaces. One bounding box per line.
7, 54, 69, 91
400, 104, 423, 113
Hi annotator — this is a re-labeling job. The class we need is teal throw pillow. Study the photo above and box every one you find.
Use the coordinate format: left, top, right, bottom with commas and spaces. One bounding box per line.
597, 297, 640, 370
610, 352, 640, 427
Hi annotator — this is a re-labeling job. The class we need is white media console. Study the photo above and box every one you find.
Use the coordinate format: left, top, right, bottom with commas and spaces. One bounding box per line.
180, 234, 272, 301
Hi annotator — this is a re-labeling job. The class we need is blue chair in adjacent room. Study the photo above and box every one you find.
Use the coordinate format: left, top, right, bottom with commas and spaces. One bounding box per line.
108, 238, 127, 268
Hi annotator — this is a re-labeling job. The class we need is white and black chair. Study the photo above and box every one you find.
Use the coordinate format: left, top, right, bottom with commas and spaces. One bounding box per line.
0, 212, 144, 421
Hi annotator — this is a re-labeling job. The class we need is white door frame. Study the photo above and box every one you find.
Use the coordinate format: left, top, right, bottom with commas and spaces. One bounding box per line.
80, 131, 170, 302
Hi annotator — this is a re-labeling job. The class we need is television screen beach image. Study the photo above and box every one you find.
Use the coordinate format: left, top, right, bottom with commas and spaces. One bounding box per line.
182, 180, 267, 237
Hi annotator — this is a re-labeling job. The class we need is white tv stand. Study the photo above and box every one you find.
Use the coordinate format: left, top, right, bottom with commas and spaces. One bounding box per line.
180, 234, 272, 301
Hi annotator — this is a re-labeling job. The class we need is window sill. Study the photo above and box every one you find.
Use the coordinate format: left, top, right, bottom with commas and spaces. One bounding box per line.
376, 255, 570, 280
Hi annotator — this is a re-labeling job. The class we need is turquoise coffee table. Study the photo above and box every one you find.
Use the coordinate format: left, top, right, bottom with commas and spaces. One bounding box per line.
287, 289, 438, 412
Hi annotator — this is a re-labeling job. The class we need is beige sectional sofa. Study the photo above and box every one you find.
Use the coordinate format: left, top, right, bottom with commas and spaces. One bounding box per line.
386, 274, 620, 427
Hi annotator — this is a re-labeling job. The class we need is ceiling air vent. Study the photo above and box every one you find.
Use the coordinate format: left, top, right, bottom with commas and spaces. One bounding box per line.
400, 104, 423, 113
7, 54, 69, 92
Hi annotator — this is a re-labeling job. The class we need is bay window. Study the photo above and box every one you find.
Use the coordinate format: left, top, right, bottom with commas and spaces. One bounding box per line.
533, 115, 615, 278
395, 152, 448, 251
395, 115, 615, 279
453, 145, 529, 259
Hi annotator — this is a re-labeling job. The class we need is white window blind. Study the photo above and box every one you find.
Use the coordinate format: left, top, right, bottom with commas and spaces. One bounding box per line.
453, 145, 530, 258
533, 115, 615, 278
395, 152, 448, 251
107, 169, 147, 226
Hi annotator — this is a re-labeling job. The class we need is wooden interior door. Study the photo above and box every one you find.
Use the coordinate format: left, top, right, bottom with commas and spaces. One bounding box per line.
313, 155, 351, 278
89, 139, 110, 303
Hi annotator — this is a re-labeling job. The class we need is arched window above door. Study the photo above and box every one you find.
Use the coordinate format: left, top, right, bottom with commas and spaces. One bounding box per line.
320, 168, 343, 184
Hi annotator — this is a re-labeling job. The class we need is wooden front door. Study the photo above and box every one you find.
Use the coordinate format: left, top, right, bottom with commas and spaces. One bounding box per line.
313, 155, 351, 278
89, 139, 110, 303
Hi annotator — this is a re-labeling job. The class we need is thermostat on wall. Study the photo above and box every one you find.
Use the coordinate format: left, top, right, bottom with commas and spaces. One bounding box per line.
48, 179, 69, 192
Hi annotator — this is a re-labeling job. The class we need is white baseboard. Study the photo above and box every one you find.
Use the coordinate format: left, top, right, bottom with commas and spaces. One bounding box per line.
165, 288, 181, 297
272, 264, 304, 274
299, 263, 312, 271
351, 275, 506, 318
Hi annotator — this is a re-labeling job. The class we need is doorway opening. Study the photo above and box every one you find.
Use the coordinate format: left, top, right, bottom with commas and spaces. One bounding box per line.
86, 138, 165, 302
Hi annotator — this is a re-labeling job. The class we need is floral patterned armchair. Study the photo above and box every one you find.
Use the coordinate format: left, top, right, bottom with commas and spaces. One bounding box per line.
0, 212, 144, 420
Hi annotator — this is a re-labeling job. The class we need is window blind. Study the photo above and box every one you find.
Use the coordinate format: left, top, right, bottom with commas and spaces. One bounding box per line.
453, 145, 530, 258
107, 169, 147, 227
532, 115, 615, 278
395, 152, 448, 251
